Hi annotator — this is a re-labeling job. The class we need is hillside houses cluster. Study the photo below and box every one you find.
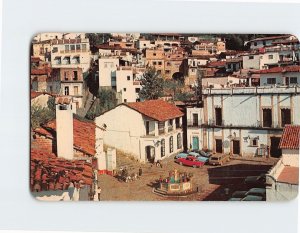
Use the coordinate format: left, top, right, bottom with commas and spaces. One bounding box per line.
30, 33, 300, 201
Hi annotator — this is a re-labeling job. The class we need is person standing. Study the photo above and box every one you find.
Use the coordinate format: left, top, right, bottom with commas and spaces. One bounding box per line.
138, 167, 143, 176
97, 187, 102, 201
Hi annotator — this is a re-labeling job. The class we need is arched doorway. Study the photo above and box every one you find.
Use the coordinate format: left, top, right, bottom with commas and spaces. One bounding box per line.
145, 146, 155, 163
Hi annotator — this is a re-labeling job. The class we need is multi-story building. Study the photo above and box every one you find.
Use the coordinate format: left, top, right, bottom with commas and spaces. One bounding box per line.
116, 66, 143, 103
95, 100, 184, 163
258, 66, 300, 86
98, 57, 119, 89
186, 86, 300, 158
51, 68, 84, 109
51, 37, 91, 72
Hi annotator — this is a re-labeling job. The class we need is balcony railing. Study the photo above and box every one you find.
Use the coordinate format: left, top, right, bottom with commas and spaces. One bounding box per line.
187, 120, 200, 127
201, 120, 283, 130
59, 49, 89, 53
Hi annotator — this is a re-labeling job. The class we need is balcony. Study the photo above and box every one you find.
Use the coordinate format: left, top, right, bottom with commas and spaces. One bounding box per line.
201, 120, 283, 130
187, 120, 200, 127
59, 49, 89, 53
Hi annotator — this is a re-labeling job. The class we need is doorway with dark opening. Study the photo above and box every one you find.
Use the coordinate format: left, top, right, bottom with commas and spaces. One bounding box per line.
270, 137, 282, 158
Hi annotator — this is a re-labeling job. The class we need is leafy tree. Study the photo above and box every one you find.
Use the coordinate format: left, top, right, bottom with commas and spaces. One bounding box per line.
31, 104, 55, 129
47, 96, 56, 111
86, 33, 111, 53
139, 67, 164, 100
85, 88, 118, 120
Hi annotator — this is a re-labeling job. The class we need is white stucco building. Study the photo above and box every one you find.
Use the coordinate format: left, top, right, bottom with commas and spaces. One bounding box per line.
95, 100, 184, 163
258, 66, 300, 86
116, 67, 142, 103
187, 86, 300, 158
98, 57, 119, 88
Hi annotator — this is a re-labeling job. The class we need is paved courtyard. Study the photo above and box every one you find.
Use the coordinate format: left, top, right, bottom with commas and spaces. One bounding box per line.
98, 152, 278, 201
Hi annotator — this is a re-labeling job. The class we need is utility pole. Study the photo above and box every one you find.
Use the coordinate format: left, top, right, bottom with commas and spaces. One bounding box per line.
196, 67, 204, 107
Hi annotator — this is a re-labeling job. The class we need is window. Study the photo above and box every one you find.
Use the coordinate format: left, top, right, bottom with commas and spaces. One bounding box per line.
127, 76, 130, 81
135, 88, 140, 93
52, 47, 58, 53
268, 55, 273, 59
267, 78, 276, 85
74, 56, 80, 64
64, 56, 70, 64
262, 108, 272, 127
249, 55, 254, 60
64, 72, 68, 80
250, 138, 258, 147
169, 136, 173, 153
123, 88, 126, 92
64, 86, 69, 95
281, 108, 291, 127
177, 133, 182, 149
290, 77, 298, 84
49, 86, 53, 93
65, 45, 69, 52
166, 70, 170, 74
76, 44, 81, 51
153, 61, 157, 65
55, 57, 61, 65
161, 139, 165, 157
215, 107, 222, 126
73, 71, 78, 80
158, 61, 162, 65
153, 53, 156, 56
192, 113, 198, 126
70, 45, 75, 51
74, 86, 78, 95
124, 99, 127, 103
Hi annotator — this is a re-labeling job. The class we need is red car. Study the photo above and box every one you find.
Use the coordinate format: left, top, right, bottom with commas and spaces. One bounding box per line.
176, 156, 205, 168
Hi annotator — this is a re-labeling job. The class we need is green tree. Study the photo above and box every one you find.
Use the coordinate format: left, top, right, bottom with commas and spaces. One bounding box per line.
86, 33, 111, 53
139, 67, 164, 100
85, 88, 118, 120
31, 104, 55, 129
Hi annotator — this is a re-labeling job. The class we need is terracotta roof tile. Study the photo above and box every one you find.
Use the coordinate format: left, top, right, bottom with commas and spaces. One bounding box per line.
277, 167, 299, 185
257, 65, 300, 74
206, 61, 226, 68
279, 125, 300, 150
125, 99, 184, 121
31, 67, 51, 75
44, 117, 96, 156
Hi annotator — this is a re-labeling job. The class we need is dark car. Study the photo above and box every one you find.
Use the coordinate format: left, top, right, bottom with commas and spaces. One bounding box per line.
244, 174, 266, 188
191, 149, 212, 158
231, 188, 266, 201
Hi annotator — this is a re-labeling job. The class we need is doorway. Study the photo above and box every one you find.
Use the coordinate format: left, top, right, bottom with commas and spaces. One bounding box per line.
215, 139, 223, 153
232, 140, 240, 155
145, 146, 155, 163
192, 136, 199, 150
270, 137, 282, 158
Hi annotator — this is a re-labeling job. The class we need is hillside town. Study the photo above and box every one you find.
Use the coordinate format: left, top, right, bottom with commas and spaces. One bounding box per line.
30, 33, 299, 201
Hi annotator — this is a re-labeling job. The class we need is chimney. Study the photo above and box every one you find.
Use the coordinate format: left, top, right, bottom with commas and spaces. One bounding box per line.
55, 97, 74, 160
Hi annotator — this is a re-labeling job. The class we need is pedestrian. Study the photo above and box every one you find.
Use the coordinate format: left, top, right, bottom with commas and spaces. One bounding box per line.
138, 167, 143, 176
97, 187, 101, 201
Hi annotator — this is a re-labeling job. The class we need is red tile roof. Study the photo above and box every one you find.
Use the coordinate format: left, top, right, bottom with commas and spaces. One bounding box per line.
125, 99, 184, 121
43, 117, 96, 156
56, 97, 72, 104
31, 91, 43, 99
31, 67, 51, 75
279, 125, 300, 150
247, 35, 291, 43
206, 61, 226, 68
30, 149, 94, 190
277, 167, 299, 185
31, 57, 42, 62
255, 65, 300, 74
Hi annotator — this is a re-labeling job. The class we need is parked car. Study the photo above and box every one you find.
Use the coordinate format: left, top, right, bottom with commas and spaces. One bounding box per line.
176, 156, 205, 168
244, 174, 266, 188
231, 188, 266, 200
241, 195, 264, 201
191, 149, 212, 158
188, 151, 209, 164
174, 152, 189, 159
208, 154, 230, 166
